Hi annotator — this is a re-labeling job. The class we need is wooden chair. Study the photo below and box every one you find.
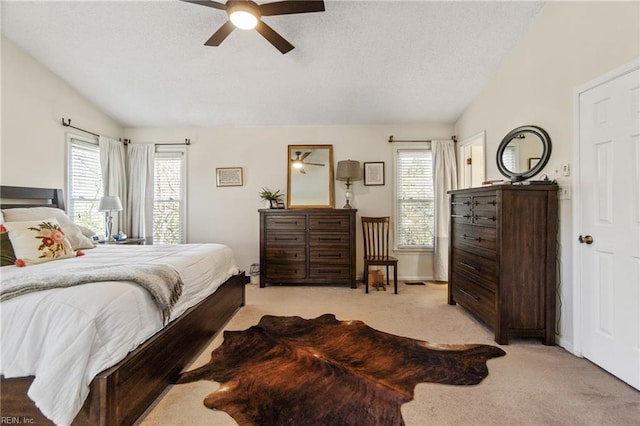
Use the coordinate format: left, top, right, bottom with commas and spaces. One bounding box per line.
361, 216, 398, 294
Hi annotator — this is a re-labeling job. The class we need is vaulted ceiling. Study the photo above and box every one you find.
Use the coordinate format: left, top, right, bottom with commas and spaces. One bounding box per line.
1, 1, 545, 128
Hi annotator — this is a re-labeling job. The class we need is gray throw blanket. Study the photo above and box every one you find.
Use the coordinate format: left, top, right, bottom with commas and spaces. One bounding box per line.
0, 263, 183, 323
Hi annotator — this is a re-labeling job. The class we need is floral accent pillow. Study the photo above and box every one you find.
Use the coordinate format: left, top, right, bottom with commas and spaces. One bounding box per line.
0, 224, 17, 267
4, 218, 77, 266
1, 207, 96, 250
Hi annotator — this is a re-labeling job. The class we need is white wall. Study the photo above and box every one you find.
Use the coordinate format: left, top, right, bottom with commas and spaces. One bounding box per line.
455, 1, 640, 349
124, 124, 454, 278
1, 37, 123, 189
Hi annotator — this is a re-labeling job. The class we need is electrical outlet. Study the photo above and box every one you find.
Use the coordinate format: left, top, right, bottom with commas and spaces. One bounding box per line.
559, 183, 571, 200
561, 163, 571, 177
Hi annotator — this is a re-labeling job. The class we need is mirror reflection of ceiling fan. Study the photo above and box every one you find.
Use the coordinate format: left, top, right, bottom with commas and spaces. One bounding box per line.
292, 151, 325, 174
182, 0, 325, 54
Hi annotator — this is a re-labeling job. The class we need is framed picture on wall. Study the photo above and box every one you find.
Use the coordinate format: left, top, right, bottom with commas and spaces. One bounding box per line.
364, 162, 385, 186
528, 158, 541, 169
216, 167, 243, 187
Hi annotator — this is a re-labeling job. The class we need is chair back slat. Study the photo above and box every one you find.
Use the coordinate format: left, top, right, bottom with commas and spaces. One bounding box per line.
361, 216, 390, 259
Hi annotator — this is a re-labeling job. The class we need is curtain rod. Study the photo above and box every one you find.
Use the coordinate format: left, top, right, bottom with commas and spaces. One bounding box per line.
62, 120, 191, 146
61, 118, 100, 138
388, 135, 457, 143
154, 139, 191, 146
62, 118, 129, 144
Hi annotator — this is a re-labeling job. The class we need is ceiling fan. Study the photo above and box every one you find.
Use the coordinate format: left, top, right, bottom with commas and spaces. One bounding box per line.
292, 151, 325, 173
182, 0, 325, 54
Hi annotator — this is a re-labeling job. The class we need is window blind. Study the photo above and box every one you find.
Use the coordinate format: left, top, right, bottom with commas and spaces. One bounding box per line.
68, 140, 104, 231
502, 146, 518, 173
154, 152, 185, 244
395, 149, 434, 248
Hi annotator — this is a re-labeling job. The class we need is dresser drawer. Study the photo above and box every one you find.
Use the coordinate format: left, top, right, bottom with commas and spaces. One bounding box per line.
451, 249, 497, 291
451, 272, 496, 326
265, 231, 306, 246
265, 263, 306, 280
451, 196, 473, 224
309, 232, 350, 247
309, 264, 350, 279
309, 248, 350, 264
265, 247, 306, 262
451, 223, 497, 259
472, 195, 497, 226
309, 214, 351, 230
265, 215, 306, 230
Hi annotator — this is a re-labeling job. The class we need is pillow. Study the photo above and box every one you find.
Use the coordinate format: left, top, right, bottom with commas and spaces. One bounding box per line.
77, 224, 97, 238
2, 207, 96, 250
4, 218, 76, 265
0, 224, 17, 266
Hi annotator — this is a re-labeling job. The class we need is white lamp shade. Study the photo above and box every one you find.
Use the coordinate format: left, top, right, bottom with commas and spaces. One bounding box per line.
99, 196, 123, 212
336, 160, 362, 182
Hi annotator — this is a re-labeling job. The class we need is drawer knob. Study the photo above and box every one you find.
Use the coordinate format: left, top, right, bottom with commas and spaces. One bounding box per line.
459, 288, 480, 302
474, 215, 496, 221
460, 261, 479, 271
462, 234, 482, 242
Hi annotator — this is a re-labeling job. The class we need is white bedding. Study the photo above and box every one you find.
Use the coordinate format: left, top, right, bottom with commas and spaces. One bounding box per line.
0, 243, 240, 426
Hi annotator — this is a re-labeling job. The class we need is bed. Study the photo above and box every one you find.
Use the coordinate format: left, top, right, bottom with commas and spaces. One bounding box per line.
0, 185, 246, 425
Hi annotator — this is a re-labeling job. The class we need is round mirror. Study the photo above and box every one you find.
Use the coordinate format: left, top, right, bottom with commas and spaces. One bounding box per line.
496, 125, 551, 182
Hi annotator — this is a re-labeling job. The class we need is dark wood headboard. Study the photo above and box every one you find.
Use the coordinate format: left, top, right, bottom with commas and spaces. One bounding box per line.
0, 185, 65, 211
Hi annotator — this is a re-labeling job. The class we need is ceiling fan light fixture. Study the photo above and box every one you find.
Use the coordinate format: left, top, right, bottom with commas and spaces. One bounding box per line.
228, 3, 260, 30
293, 161, 303, 169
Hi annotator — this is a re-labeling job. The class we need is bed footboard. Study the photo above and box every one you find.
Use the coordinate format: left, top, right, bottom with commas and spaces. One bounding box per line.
1, 271, 246, 426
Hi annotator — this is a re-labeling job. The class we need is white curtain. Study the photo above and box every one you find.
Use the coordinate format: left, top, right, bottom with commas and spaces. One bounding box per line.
433, 139, 458, 282
127, 144, 155, 242
99, 136, 128, 236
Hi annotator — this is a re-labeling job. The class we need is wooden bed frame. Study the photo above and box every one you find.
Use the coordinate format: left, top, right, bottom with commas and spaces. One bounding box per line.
0, 185, 246, 425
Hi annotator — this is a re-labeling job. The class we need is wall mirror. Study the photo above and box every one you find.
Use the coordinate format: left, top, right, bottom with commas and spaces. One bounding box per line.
287, 144, 335, 208
496, 125, 551, 182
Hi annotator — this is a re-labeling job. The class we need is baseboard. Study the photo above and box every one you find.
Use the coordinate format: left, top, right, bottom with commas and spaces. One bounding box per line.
557, 336, 577, 356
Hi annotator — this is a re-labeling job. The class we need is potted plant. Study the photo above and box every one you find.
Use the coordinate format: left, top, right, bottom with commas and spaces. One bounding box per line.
258, 187, 284, 208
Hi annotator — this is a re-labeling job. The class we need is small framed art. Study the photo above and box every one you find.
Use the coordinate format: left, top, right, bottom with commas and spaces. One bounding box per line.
528, 158, 541, 169
216, 167, 243, 187
364, 162, 385, 186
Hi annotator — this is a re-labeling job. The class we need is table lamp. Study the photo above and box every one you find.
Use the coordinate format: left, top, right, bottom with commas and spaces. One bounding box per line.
99, 196, 123, 242
336, 160, 362, 209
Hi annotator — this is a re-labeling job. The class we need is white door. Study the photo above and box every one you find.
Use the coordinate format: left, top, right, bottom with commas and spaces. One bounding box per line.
578, 64, 640, 390
458, 131, 485, 188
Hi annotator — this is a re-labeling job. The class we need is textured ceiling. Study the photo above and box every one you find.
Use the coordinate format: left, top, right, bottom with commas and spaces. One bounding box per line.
1, 1, 545, 128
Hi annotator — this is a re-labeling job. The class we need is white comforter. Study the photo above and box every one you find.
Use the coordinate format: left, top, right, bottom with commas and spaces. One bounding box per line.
0, 243, 239, 426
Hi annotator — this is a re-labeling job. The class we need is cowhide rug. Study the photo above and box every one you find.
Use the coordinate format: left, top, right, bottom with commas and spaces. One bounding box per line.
177, 314, 505, 426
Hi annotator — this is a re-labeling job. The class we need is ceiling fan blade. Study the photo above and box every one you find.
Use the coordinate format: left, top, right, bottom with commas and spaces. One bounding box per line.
204, 21, 235, 46
255, 20, 294, 54
181, 0, 227, 11
305, 163, 325, 167
260, 0, 325, 16
301, 152, 311, 160
300, 168, 307, 174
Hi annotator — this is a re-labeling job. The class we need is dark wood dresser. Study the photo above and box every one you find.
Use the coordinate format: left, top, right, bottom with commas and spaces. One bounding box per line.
259, 209, 357, 288
447, 185, 558, 345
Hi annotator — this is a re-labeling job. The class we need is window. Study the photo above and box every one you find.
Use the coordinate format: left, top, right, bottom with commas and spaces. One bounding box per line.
394, 145, 434, 250
67, 137, 104, 231
153, 148, 186, 244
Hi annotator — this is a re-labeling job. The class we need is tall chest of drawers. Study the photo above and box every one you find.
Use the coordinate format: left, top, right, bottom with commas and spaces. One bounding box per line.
447, 185, 558, 345
259, 209, 357, 288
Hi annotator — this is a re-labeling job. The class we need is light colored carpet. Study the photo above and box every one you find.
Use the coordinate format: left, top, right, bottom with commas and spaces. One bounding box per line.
136, 282, 639, 426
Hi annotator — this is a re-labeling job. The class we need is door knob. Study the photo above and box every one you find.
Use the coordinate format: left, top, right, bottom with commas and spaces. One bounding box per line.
579, 235, 594, 244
